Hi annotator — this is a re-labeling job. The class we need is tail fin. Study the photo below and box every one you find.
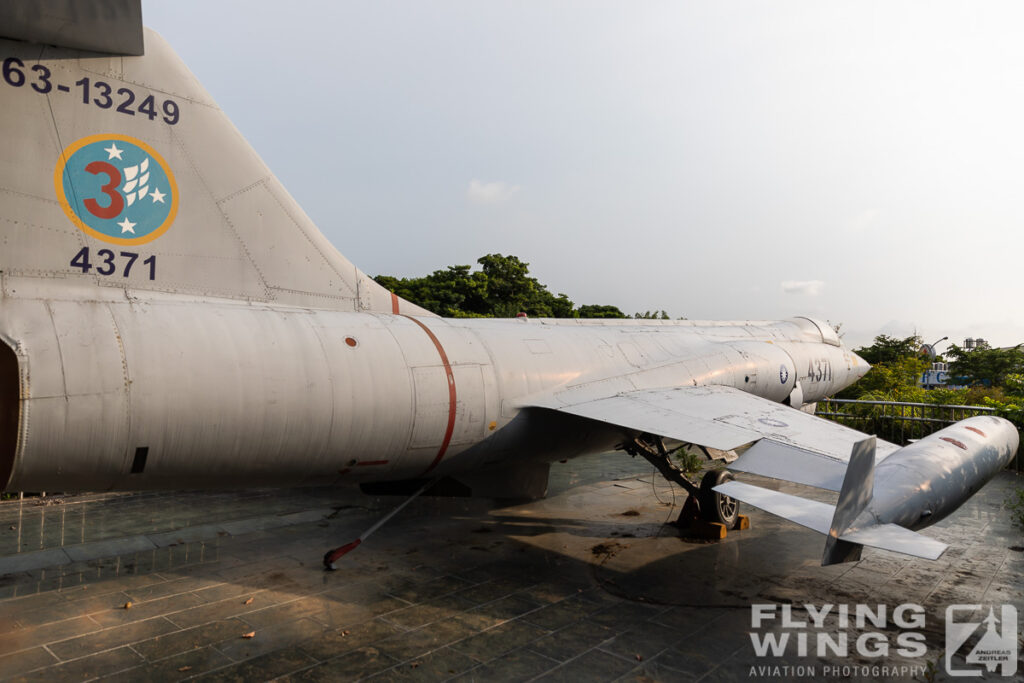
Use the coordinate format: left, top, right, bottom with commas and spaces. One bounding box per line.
821, 437, 875, 565
0, 22, 426, 314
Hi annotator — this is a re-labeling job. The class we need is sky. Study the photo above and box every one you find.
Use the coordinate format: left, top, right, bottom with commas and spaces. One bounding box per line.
143, 1, 1024, 351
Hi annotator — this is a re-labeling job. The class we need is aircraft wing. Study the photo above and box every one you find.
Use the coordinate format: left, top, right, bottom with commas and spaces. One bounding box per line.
529, 385, 899, 491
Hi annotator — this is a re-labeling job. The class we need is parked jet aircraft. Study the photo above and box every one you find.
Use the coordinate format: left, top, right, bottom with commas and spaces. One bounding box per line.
0, 2, 1016, 567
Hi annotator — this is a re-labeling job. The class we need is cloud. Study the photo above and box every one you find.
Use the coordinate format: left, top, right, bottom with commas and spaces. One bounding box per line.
467, 179, 520, 204
780, 280, 825, 296
847, 208, 880, 233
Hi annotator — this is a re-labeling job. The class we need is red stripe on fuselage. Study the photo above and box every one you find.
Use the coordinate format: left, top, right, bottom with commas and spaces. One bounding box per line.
401, 316, 457, 476
391, 293, 400, 314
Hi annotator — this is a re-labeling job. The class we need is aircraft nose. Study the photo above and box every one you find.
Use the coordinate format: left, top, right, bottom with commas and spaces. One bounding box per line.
851, 352, 870, 379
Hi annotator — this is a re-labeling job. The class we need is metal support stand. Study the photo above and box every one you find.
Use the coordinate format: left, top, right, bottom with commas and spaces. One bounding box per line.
323, 479, 436, 570
622, 433, 701, 498
622, 434, 743, 532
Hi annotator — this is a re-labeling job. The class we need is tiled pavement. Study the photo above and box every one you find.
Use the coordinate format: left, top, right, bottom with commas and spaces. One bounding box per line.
0, 454, 1021, 682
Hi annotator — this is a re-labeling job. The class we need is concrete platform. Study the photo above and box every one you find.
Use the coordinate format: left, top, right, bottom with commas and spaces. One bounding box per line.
0, 453, 1021, 682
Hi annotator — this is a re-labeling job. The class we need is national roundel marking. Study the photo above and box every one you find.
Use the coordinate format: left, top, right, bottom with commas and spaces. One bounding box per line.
54, 134, 178, 246
779, 364, 789, 385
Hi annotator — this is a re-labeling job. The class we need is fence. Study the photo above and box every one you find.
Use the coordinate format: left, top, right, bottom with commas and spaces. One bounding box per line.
816, 398, 1021, 471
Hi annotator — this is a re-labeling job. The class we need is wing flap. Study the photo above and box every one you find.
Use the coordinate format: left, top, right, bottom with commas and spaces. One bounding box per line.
547, 394, 759, 451
729, 439, 847, 491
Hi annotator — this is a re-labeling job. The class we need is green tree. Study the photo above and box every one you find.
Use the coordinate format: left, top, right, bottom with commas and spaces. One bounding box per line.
374, 253, 632, 319
577, 304, 627, 319
374, 264, 488, 317
854, 334, 923, 365
837, 334, 928, 400
848, 356, 930, 401
946, 344, 1024, 388
476, 253, 534, 316
475, 253, 576, 318
1004, 373, 1024, 395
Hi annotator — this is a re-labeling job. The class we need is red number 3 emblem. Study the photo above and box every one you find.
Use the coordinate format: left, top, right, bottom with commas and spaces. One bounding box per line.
82, 161, 124, 219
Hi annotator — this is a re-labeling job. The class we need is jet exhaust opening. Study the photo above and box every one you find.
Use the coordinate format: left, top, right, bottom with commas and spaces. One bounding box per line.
0, 340, 19, 490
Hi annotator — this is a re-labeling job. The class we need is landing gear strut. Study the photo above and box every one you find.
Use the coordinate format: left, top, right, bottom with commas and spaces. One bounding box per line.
623, 433, 742, 530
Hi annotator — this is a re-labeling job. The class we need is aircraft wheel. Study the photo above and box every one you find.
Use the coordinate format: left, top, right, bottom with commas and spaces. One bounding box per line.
699, 470, 739, 528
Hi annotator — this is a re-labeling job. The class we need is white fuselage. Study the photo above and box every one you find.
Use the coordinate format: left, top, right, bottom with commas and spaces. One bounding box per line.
0, 293, 865, 492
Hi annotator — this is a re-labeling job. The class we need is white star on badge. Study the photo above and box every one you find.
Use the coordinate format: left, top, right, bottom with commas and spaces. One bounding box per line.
105, 143, 124, 160
149, 188, 166, 204
117, 217, 136, 234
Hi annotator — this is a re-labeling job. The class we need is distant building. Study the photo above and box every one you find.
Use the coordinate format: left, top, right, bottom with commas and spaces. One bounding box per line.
919, 337, 978, 389
919, 337, 1005, 389
921, 362, 950, 389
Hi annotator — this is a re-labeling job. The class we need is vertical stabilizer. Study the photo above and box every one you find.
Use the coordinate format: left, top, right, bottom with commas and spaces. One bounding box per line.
0, 28, 428, 314
822, 436, 875, 565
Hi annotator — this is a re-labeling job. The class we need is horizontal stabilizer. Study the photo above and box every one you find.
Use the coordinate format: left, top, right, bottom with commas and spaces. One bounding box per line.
713, 480, 833, 534
729, 439, 847, 491
0, 0, 144, 55
838, 524, 948, 561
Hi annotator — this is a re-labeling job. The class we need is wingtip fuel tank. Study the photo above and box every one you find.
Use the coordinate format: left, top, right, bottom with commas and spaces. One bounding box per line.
717, 415, 1019, 565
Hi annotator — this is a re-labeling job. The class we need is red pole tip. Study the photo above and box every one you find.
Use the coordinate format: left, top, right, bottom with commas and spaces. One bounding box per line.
323, 538, 362, 569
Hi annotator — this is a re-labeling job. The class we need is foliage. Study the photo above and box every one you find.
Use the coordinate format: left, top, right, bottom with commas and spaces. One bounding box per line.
976, 395, 1024, 425
844, 356, 931, 401
822, 332, 1024, 477
476, 254, 568, 318
836, 334, 929, 400
854, 334, 923, 365
1005, 373, 1024, 396
946, 344, 1024, 388
375, 254, 653, 319
922, 387, 969, 405
576, 304, 627, 319
833, 334, 1024, 404
673, 447, 705, 476
375, 265, 487, 318
634, 310, 670, 320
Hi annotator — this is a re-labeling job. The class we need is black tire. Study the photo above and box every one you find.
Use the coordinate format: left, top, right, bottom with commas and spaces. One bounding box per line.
699, 470, 740, 528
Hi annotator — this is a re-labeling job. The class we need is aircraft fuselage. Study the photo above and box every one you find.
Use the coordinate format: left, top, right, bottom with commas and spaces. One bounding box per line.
0, 294, 863, 492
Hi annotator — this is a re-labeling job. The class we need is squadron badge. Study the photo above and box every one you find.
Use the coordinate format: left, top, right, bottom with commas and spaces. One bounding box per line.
55, 134, 178, 245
